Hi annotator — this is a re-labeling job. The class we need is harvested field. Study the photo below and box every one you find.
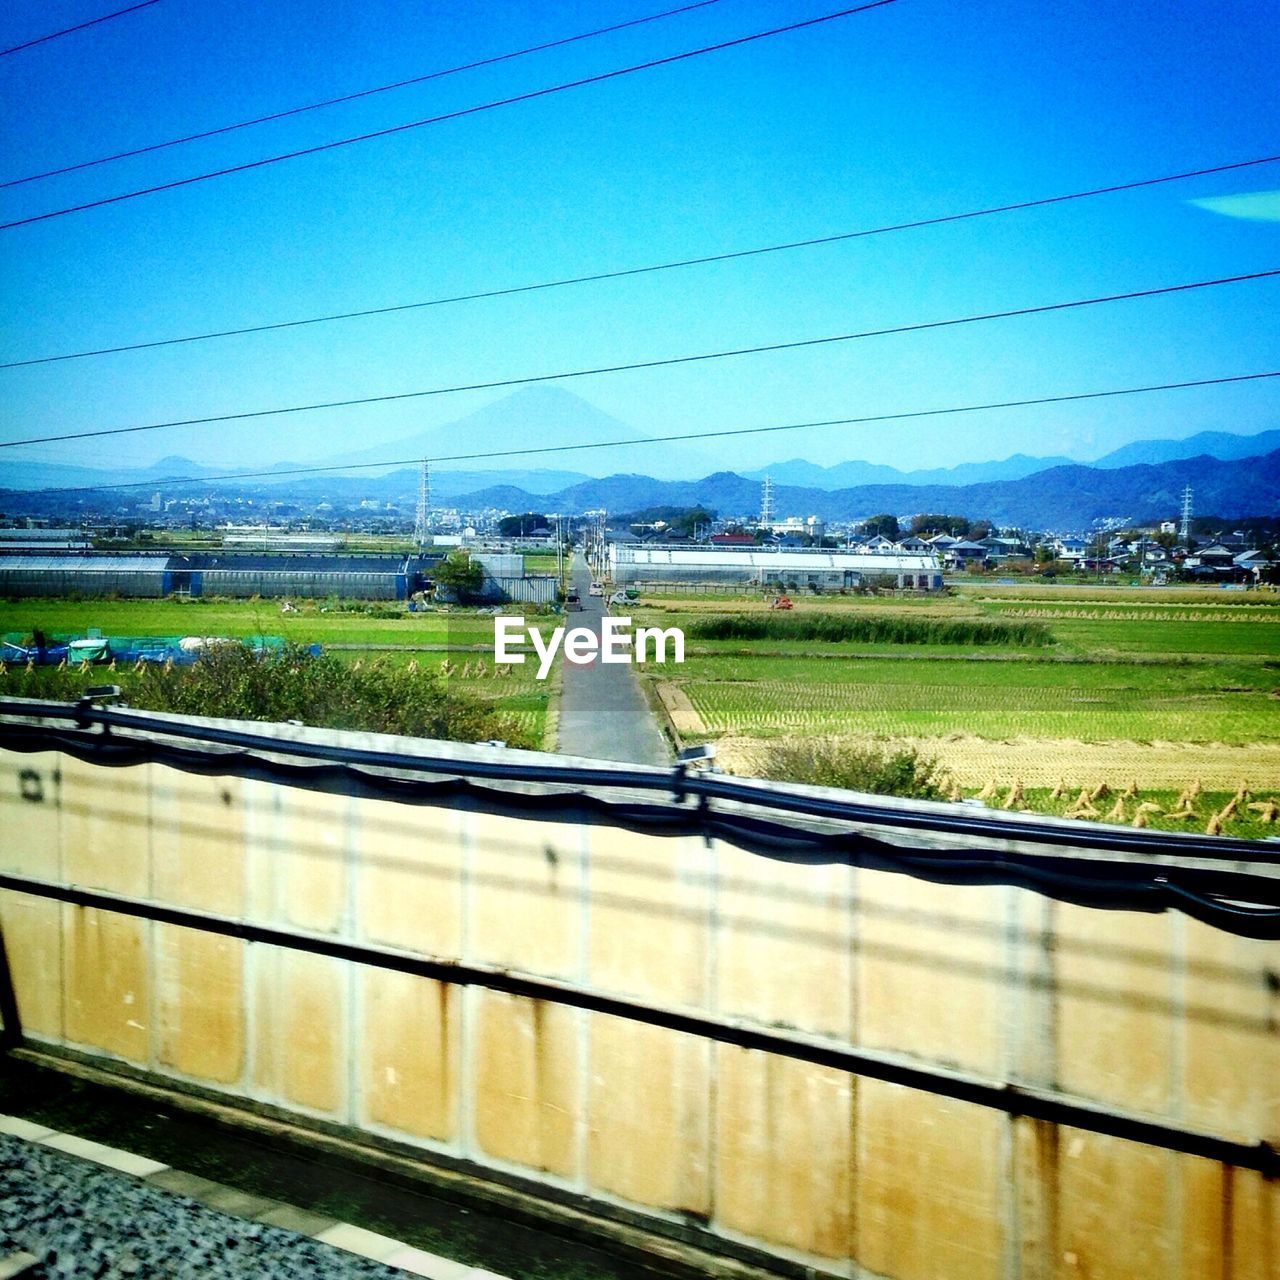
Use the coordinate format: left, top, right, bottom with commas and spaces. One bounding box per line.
714, 733, 1280, 792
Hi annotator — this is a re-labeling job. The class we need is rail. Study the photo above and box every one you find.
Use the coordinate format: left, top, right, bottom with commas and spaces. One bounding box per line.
2, 699, 1278, 940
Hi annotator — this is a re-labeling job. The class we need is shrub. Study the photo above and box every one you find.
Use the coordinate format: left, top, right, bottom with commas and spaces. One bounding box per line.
2, 645, 530, 747
761, 739, 946, 800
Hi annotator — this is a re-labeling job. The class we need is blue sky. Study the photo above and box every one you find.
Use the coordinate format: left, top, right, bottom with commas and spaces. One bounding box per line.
1, 0, 1277, 476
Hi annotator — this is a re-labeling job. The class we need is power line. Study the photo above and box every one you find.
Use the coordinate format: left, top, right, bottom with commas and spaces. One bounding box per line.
6, 153, 1277, 371
10, 371, 1278, 496
2, 266, 1276, 450
0, 0, 161, 58
1, 1, 721, 189
0, 1, 898, 232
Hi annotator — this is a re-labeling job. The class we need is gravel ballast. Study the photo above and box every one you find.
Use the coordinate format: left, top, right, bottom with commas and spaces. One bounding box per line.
0, 1135, 408, 1279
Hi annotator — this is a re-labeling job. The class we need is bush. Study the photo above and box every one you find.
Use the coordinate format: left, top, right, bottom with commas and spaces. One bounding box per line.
686, 613, 1050, 646
761, 739, 946, 800
1, 645, 531, 747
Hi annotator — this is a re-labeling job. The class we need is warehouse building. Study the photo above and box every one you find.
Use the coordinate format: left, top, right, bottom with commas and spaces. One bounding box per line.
0, 527, 92, 551
0, 551, 405, 601
0, 553, 173, 598
608, 544, 943, 590
0, 549, 559, 604
168, 553, 413, 600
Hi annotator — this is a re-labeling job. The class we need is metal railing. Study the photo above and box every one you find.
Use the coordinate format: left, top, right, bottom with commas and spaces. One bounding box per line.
1, 697, 1277, 1177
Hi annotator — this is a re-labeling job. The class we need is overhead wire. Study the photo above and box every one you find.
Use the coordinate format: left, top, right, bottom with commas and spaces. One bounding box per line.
8, 371, 1277, 496
0, 1, 899, 231
0, 0, 722, 189
0, 0, 161, 58
2, 266, 1276, 451
5, 152, 1278, 371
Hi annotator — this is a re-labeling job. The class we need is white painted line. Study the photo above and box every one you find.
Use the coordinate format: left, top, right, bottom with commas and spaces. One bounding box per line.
383, 1246, 474, 1279
314, 1221, 406, 1263
316, 1224, 512, 1280
0, 1114, 55, 1141
36, 1130, 169, 1178
9, 1119, 513, 1280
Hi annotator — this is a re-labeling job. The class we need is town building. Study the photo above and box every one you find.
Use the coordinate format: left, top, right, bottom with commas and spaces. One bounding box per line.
608, 543, 943, 590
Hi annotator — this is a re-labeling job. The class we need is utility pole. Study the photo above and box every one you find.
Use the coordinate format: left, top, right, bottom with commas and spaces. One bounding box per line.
414, 459, 431, 550
760, 475, 774, 529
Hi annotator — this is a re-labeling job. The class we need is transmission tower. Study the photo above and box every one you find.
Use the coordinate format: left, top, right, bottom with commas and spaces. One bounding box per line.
1178, 484, 1193, 544
414, 459, 431, 548
759, 475, 774, 528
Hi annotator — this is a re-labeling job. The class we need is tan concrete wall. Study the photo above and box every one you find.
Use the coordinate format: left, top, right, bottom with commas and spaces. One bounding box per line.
1, 746, 1276, 1278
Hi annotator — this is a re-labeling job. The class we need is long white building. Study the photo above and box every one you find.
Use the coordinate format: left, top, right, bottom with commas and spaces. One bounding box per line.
608, 543, 943, 590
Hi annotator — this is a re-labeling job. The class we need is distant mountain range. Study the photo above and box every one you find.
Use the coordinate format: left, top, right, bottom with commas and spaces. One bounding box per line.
2, 385, 1278, 527
744, 427, 1280, 490
321, 386, 724, 480
22, 447, 1257, 529
0, 454, 595, 502
418, 449, 1280, 528
743, 453, 1076, 489
1088, 427, 1280, 469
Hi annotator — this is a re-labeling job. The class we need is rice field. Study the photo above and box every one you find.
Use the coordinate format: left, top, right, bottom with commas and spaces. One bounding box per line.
631, 581, 1280, 835
676, 659, 1275, 744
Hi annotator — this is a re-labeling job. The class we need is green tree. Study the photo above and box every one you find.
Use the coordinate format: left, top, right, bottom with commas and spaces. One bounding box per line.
910, 513, 969, 537
861, 513, 900, 540
432, 550, 485, 599
497, 513, 549, 537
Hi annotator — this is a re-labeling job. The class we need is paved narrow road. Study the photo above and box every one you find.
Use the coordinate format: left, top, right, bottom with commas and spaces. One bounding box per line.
555, 554, 670, 766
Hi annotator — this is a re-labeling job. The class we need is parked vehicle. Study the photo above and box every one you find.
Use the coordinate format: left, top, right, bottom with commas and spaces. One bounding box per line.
589, 582, 604, 596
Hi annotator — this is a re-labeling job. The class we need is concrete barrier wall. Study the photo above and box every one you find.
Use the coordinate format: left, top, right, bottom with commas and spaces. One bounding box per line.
1, 742, 1276, 1278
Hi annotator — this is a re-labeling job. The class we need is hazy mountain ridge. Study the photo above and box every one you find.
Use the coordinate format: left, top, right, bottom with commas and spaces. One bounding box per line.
0, 457, 592, 500
2, 385, 1277, 529
444, 449, 1280, 528
744, 452, 1076, 489
743, 429, 1280, 490
319, 386, 723, 480
4, 383, 1275, 495
4, 449, 1276, 528
1091, 427, 1280, 469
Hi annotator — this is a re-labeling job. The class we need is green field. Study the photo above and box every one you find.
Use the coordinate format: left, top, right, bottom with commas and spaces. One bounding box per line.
0, 598, 500, 648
